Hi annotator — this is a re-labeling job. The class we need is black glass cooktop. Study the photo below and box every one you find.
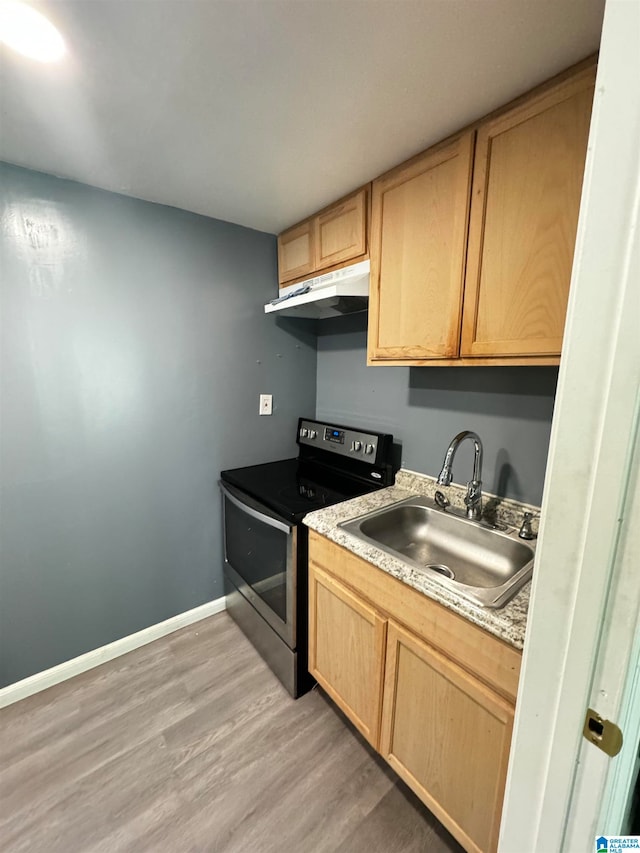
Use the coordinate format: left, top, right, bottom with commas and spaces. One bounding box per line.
220, 457, 380, 522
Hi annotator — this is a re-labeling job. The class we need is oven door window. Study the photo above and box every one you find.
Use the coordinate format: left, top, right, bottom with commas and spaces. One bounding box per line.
221, 483, 296, 645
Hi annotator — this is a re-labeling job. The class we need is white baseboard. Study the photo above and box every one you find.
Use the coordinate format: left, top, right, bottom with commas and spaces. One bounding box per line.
0, 597, 226, 709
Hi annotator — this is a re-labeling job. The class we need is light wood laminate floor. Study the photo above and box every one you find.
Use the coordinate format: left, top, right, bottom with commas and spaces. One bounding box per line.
0, 612, 464, 853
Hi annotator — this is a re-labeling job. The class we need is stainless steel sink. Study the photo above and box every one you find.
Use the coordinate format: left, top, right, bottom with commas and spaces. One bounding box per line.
338, 496, 535, 608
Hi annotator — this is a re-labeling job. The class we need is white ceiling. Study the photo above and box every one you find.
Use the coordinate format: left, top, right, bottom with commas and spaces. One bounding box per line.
0, 0, 605, 234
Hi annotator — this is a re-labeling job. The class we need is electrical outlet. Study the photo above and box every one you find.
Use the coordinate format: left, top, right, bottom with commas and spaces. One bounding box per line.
259, 394, 273, 416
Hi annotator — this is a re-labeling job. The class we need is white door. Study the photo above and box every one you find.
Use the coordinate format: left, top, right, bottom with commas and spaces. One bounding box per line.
499, 0, 640, 850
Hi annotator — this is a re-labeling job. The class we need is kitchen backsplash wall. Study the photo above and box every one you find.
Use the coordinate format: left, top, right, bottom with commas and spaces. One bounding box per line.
0, 162, 317, 688
316, 314, 557, 506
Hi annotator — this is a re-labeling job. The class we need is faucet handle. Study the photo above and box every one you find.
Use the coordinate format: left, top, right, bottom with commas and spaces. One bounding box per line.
519, 511, 537, 540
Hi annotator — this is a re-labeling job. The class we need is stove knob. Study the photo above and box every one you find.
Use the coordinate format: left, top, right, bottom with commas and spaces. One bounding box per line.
307, 487, 316, 499
365, 443, 375, 455
300, 428, 309, 438
308, 429, 317, 439
351, 441, 362, 452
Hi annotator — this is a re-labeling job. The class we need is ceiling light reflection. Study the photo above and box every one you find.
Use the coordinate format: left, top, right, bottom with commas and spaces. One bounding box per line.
0, 1, 66, 62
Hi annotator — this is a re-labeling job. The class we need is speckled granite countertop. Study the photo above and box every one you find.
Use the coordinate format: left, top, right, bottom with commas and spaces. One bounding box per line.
304, 470, 537, 651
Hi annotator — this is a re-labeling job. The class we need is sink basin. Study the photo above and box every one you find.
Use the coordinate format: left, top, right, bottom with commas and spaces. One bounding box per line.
338, 496, 535, 608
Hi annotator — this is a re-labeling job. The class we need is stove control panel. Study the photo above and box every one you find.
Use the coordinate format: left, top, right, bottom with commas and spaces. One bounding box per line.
325, 427, 345, 444
298, 419, 382, 461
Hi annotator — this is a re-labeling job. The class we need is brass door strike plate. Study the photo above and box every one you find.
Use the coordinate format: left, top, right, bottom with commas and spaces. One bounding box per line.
583, 708, 623, 757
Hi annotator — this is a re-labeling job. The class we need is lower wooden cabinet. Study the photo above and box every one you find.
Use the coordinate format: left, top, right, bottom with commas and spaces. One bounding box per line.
308, 532, 521, 853
308, 565, 386, 748
380, 621, 514, 853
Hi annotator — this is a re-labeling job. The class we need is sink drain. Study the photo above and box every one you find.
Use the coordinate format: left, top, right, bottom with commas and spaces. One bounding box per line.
426, 564, 455, 580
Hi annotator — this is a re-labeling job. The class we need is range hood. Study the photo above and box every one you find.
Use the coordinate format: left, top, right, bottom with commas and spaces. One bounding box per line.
264, 260, 370, 319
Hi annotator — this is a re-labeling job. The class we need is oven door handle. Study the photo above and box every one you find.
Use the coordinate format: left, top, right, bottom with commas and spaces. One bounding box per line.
219, 482, 293, 535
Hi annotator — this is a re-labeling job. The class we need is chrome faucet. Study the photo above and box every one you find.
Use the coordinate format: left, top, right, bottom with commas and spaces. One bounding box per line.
436, 431, 483, 521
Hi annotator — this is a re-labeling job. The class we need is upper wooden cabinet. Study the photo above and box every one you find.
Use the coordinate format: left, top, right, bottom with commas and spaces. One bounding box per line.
277, 187, 368, 287
367, 59, 596, 366
367, 132, 475, 361
278, 220, 315, 284
461, 66, 595, 358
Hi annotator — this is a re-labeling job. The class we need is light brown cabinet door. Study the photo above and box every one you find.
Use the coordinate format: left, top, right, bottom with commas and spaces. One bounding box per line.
308, 564, 386, 748
380, 621, 514, 853
461, 66, 595, 358
368, 131, 474, 362
315, 188, 367, 270
277, 187, 368, 286
278, 220, 315, 284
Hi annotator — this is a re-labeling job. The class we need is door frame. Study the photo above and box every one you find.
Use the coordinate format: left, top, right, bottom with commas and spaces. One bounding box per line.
498, 0, 640, 849
599, 608, 640, 834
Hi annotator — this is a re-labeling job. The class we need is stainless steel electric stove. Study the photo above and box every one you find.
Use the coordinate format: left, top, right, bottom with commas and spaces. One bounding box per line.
220, 417, 395, 697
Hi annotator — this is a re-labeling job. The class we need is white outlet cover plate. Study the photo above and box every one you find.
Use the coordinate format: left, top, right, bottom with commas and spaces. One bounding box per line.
259, 394, 272, 415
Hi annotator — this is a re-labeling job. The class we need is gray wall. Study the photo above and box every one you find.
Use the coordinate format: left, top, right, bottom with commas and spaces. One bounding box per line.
0, 161, 558, 689
0, 162, 317, 687
316, 314, 557, 506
